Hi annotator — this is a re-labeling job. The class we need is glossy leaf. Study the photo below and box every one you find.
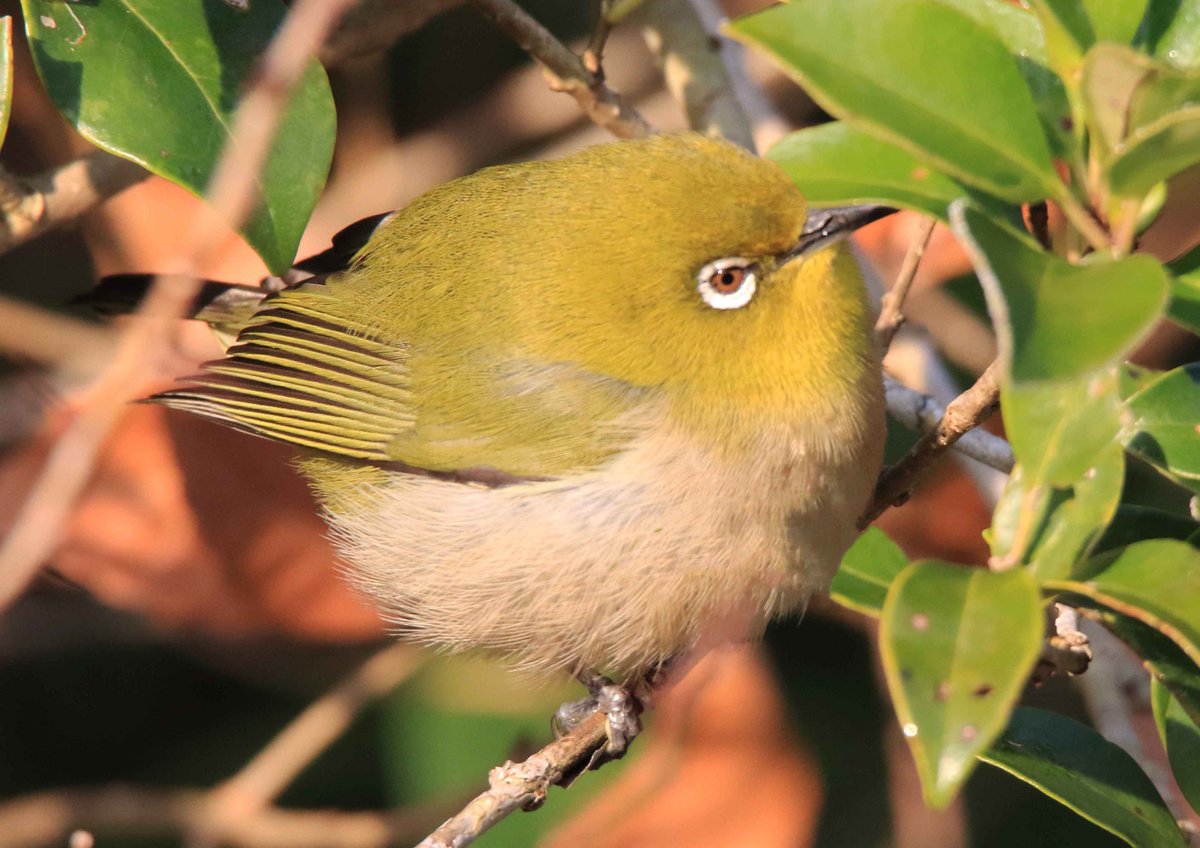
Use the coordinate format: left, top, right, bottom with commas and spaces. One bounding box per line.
1049, 539, 1200, 666
1083, 44, 1158, 154
1103, 610, 1200, 725
1123, 363, 1200, 493
980, 707, 1188, 848
766, 123, 964, 218
0, 18, 10, 148
1151, 680, 1200, 813
880, 561, 1042, 808
21, 0, 335, 273
952, 203, 1168, 486
830, 527, 910, 617
1084, 0, 1149, 43
1167, 235, 1200, 335
1137, 0, 1200, 69
991, 443, 1124, 577
729, 0, 1060, 201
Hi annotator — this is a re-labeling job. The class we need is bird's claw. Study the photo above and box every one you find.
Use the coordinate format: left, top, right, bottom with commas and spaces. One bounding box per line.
552, 675, 642, 771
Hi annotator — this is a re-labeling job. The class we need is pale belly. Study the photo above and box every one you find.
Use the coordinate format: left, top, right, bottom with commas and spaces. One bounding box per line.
311, 407, 884, 682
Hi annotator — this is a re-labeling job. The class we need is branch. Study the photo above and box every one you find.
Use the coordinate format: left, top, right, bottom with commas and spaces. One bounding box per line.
874, 216, 937, 351
205, 644, 421, 832
466, 0, 652, 139
0, 151, 149, 257
0, 787, 433, 848
865, 364, 1011, 527
418, 711, 610, 848
631, 0, 755, 150
0, 295, 115, 370
0, 0, 357, 614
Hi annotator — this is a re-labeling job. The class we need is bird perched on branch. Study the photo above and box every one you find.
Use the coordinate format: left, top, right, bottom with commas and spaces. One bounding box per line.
88, 133, 887, 753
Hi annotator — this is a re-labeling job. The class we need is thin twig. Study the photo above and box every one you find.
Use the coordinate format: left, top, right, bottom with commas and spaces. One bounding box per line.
0, 786, 436, 848
0, 151, 149, 257
418, 711, 610, 848
874, 216, 936, 352
467, 0, 652, 139
0, 0, 356, 614
864, 363, 1008, 527
204, 644, 422, 837
632, 0, 755, 150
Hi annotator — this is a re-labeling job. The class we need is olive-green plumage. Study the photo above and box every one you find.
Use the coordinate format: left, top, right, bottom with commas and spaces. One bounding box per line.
155, 133, 886, 680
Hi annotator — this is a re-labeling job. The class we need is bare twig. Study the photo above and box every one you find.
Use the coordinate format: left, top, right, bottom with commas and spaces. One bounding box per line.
205, 644, 422, 833
0, 0, 355, 614
1033, 603, 1092, 683
418, 711, 610, 848
466, 0, 652, 139
0, 151, 149, 257
863, 363, 1008, 527
874, 216, 937, 352
0, 786, 434, 848
632, 0, 755, 150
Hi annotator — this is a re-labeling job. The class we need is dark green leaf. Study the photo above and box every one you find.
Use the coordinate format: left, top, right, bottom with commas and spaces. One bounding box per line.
980, 706, 1188, 848
729, 0, 1060, 201
20, 0, 335, 273
1095, 504, 1200, 553
1166, 239, 1200, 334
1102, 610, 1200, 725
880, 561, 1042, 808
952, 203, 1168, 486
1136, 0, 1200, 69
830, 527, 910, 616
1049, 539, 1200, 666
766, 123, 965, 218
1150, 680, 1200, 813
0, 18, 10, 147
1123, 363, 1200, 493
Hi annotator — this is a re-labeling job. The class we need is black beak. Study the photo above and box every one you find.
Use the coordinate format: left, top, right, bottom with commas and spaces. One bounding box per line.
779, 205, 896, 265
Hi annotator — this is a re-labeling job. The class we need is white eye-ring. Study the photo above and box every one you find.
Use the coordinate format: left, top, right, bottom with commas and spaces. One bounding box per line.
697, 257, 757, 310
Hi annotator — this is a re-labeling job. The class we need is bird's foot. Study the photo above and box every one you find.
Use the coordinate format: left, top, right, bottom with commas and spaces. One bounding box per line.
553, 672, 643, 770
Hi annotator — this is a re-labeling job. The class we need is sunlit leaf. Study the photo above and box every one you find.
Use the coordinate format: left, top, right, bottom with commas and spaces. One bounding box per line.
20, 0, 335, 273
880, 561, 1042, 808
1137, 0, 1200, 69
729, 0, 1060, 201
0, 18, 10, 148
767, 123, 965, 218
1123, 363, 1200, 493
1084, 0, 1149, 43
1166, 238, 1200, 334
1048, 539, 1200, 666
830, 527, 910, 616
980, 707, 1188, 848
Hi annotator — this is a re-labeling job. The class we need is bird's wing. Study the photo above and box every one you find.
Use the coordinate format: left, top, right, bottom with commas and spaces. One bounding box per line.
153, 281, 648, 479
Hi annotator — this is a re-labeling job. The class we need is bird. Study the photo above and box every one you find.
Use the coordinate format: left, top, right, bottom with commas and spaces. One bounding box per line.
88, 132, 887, 749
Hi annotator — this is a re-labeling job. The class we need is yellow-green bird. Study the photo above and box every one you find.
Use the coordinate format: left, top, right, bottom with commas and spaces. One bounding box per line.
94, 133, 886, 741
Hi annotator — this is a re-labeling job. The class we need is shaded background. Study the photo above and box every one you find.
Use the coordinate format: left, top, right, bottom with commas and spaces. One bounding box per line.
0, 1, 1198, 845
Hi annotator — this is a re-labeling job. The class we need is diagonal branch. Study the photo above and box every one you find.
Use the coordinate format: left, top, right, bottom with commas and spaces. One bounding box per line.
466, 0, 652, 139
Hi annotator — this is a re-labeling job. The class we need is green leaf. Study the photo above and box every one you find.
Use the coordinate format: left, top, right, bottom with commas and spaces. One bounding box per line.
980, 706, 1188, 848
1095, 504, 1200, 553
1083, 44, 1159, 154
728, 0, 1060, 202
880, 561, 1042, 808
1085, 0, 1150, 43
0, 18, 10, 148
1049, 539, 1200, 666
830, 527, 910, 617
991, 443, 1124, 577
21, 0, 335, 273
1028, 0, 1095, 59
1151, 680, 1200, 813
1123, 363, 1200, 493
1103, 610, 1200, 725
1137, 0, 1200, 69
951, 203, 1169, 486
1166, 236, 1200, 335
766, 123, 965, 219
1108, 106, 1200, 199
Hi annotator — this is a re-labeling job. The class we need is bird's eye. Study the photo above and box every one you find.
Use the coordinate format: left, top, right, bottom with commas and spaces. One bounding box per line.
697, 257, 756, 310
